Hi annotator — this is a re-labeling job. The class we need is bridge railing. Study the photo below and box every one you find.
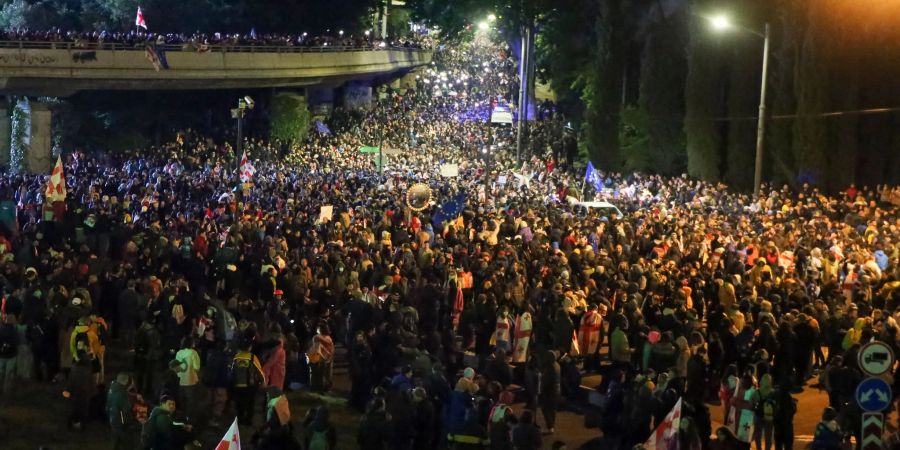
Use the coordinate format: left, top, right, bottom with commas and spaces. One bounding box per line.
0, 40, 429, 53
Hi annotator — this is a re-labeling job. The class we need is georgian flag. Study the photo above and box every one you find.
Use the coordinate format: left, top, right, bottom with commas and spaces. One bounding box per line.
239, 151, 255, 183
644, 398, 682, 450
45, 156, 66, 203
135, 7, 147, 29
214, 418, 241, 450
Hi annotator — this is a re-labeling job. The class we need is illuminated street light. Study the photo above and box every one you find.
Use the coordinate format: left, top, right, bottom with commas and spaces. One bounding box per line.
339, 30, 344, 36
708, 13, 770, 195
488, 14, 497, 22
364, 30, 371, 36
477, 21, 489, 31
710, 15, 732, 31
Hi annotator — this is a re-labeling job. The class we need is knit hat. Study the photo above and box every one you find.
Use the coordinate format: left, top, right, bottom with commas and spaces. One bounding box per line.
463, 367, 475, 379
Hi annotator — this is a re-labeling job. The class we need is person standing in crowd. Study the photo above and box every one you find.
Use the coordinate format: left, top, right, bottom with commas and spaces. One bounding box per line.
174, 336, 201, 421
107, 372, 136, 450
231, 340, 266, 426
143, 394, 194, 450
358, 397, 392, 450
117, 279, 142, 351
511, 409, 543, 450
303, 405, 337, 450
263, 333, 287, 391
0, 312, 18, 397
307, 324, 334, 393
256, 386, 297, 449
134, 317, 162, 396
65, 348, 96, 431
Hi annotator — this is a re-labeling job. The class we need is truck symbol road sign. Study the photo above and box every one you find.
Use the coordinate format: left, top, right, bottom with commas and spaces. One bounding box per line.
859, 341, 895, 376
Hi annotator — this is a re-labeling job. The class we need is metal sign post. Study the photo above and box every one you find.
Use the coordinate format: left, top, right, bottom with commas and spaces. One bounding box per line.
862, 413, 884, 450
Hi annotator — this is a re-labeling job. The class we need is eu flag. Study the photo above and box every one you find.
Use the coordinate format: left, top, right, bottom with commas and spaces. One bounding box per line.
432, 192, 466, 227
585, 161, 603, 192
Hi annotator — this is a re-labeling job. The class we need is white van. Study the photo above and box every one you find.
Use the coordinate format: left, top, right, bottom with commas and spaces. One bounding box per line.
567, 198, 624, 219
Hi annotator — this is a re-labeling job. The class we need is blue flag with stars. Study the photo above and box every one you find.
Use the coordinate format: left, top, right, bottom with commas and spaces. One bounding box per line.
432, 192, 466, 227
585, 161, 603, 192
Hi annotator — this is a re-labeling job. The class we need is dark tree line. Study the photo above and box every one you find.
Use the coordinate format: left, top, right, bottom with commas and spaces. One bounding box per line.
0, 0, 376, 34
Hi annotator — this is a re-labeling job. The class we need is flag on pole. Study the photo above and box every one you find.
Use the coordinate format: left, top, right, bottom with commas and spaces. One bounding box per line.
644, 398, 682, 450
315, 120, 331, 135
135, 7, 147, 29
239, 151, 255, 183
214, 418, 241, 450
584, 161, 603, 192
45, 156, 66, 202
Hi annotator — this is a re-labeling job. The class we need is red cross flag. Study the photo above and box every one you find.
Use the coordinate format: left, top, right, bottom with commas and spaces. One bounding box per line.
45, 156, 66, 203
239, 151, 255, 183
135, 7, 147, 30
644, 397, 682, 450
215, 418, 241, 450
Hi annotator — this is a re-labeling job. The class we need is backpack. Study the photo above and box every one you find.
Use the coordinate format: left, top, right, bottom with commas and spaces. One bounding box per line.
74, 330, 91, 355
229, 353, 261, 388
308, 430, 330, 450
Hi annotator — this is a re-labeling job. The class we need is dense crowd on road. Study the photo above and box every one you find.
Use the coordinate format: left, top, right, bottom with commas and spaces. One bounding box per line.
0, 31, 898, 450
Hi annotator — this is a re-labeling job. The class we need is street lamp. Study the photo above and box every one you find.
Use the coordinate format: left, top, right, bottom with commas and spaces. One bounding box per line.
477, 21, 489, 31
231, 95, 254, 168
710, 14, 770, 195
710, 14, 732, 31
487, 14, 497, 22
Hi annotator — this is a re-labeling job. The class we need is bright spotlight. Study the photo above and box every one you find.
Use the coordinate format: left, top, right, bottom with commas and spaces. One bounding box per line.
488, 14, 497, 22
710, 15, 732, 31
477, 21, 489, 31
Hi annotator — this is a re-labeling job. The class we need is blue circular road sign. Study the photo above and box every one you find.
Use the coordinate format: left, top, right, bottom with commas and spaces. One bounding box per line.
856, 377, 892, 412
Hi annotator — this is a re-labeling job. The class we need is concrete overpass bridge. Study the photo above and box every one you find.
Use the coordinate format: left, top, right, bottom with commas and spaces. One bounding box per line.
0, 41, 431, 96
0, 41, 432, 171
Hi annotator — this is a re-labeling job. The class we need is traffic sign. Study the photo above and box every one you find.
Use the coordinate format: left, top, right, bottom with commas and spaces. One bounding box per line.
856, 377, 892, 412
859, 341, 895, 376
861, 412, 884, 450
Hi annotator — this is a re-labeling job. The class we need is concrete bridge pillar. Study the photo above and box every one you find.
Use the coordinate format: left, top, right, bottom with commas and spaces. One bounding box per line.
9, 98, 52, 173
0, 99, 9, 166
341, 82, 373, 110
27, 101, 53, 173
307, 87, 335, 115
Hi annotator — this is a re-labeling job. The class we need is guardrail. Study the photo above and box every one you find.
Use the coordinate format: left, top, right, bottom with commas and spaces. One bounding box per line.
0, 40, 429, 53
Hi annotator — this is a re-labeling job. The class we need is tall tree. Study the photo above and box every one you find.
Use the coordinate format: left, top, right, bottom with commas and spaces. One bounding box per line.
583, 0, 625, 169
684, 0, 727, 182
791, 0, 829, 186
720, 0, 759, 189
765, 0, 802, 186
637, 3, 688, 176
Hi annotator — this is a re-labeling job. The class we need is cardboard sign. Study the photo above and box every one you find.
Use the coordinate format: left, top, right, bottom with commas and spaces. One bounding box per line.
319, 205, 334, 223
440, 163, 459, 177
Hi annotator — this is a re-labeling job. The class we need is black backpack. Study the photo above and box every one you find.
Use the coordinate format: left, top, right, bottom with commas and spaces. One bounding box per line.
229, 353, 262, 388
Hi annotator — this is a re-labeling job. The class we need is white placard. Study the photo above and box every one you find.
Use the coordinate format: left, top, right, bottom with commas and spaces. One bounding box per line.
440, 163, 459, 177
319, 205, 334, 223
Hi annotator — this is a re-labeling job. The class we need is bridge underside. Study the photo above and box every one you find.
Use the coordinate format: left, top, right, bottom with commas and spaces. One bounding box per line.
0, 73, 405, 97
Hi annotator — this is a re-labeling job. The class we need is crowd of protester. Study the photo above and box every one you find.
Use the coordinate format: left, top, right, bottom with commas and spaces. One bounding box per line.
0, 28, 431, 50
0, 30, 898, 450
